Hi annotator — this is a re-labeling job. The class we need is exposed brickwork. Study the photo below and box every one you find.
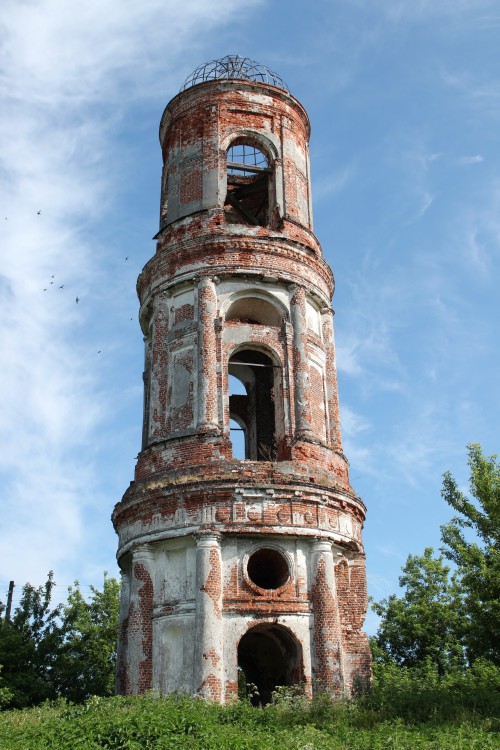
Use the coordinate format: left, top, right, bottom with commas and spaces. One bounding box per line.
174, 303, 194, 325
115, 613, 129, 694
198, 671, 222, 702
114, 68, 371, 700
201, 548, 222, 619
180, 168, 202, 204
128, 562, 153, 693
311, 556, 343, 693
309, 362, 327, 443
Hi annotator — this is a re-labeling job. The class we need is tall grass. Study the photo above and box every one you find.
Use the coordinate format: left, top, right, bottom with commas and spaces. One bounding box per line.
0, 680, 498, 750
363, 658, 500, 724
1, 661, 498, 749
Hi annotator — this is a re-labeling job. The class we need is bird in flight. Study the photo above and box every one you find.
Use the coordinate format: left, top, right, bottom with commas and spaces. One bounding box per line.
37, 210, 41, 215
59, 285, 64, 289
125, 257, 129, 261
76, 296, 79, 304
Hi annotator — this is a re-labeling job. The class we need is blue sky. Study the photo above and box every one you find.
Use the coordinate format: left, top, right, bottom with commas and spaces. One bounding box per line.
1, 0, 499, 631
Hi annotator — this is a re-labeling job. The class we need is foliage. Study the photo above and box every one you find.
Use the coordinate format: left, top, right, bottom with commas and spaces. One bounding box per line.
56, 576, 120, 703
371, 548, 466, 673
0, 692, 498, 750
365, 654, 500, 724
363, 444, 500, 742
441, 443, 500, 664
0, 573, 119, 709
0, 667, 13, 710
372, 444, 500, 674
0, 572, 64, 707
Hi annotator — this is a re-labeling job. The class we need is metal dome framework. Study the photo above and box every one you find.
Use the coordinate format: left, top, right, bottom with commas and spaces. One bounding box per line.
181, 55, 290, 93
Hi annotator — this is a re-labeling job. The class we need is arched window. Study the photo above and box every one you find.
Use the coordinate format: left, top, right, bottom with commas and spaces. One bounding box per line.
225, 141, 272, 227
228, 349, 277, 461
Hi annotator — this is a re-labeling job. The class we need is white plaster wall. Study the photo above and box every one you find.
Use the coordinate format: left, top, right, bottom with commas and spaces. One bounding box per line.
152, 538, 197, 694
153, 616, 195, 694
153, 538, 196, 604
167, 342, 197, 433
306, 298, 321, 336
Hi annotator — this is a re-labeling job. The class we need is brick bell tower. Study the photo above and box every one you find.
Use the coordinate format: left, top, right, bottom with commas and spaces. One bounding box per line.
113, 55, 371, 703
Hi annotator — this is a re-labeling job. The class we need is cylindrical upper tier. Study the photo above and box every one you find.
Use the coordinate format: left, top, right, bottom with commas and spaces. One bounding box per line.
158, 79, 313, 233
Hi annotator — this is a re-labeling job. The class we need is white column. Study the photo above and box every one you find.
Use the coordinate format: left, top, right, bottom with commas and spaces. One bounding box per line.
196, 277, 219, 431
193, 534, 224, 701
148, 293, 170, 443
115, 569, 131, 694
290, 284, 313, 439
127, 545, 155, 694
310, 539, 344, 694
321, 306, 343, 451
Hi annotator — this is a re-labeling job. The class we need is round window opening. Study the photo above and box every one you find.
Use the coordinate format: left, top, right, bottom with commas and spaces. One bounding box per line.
247, 548, 289, 590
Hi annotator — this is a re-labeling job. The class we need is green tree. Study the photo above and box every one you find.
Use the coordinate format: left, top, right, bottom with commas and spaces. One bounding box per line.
441, 443, 500, 665
57, 574, 120, 702
0, 572, 64, 707
0, 665, 13, 709
371, 548, 466, 673
0, 572, 120, 708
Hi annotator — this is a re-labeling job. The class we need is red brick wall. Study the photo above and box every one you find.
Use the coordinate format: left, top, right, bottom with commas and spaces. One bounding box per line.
128, 562, 153, 693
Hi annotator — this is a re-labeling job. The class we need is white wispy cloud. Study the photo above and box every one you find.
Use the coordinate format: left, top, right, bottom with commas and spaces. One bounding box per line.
412, 190, 434, 221
385, 402, 455, 484
457, 154, 484, 165
417, 152, 443, 169
340, 405, 372, 438
376, 134, 442, 226
441, 70, 500, 114
335, 332, 400, 381
371, 0, 499, 25
455, 182, 500, 275
312, 164, 356, 200
335, 259, 407, 385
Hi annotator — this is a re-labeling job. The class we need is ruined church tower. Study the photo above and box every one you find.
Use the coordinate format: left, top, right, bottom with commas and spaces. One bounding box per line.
113, 56, 371, 702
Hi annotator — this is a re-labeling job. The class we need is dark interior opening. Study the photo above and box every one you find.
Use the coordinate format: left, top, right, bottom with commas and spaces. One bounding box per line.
228, 349, 276, 460
225, 143, 271, 227
238, 624, 302, 706
247, 548, 289, 590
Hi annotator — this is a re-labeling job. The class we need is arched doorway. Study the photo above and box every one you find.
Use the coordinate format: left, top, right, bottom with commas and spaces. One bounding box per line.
237, 624, 303, 705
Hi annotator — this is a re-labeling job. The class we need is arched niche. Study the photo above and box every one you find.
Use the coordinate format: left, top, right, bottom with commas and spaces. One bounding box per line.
225, 295, 284, 327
